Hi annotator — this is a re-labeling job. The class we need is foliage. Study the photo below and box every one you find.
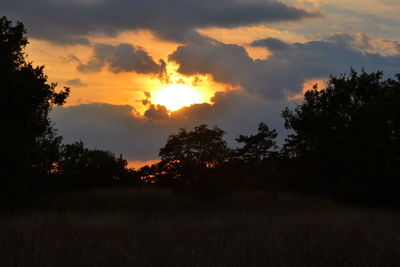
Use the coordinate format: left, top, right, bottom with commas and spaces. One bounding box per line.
282, 69, 400, 203
157, 124, 232, 195
225, 122, 283, 191
140, 123, 282, 196
159, 124, 231, 167
0, 16, 69, 198
55, 142, 139, 191
235, 122, 278, 164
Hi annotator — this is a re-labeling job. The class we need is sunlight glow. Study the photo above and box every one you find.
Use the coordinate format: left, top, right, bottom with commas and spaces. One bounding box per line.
152, 84, 205, 111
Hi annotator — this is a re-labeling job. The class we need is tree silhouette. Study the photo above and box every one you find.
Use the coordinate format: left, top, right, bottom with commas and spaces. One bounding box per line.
158, 124, 231, 194
223, 122, 281, 191
160, 124, 231, 167
282, 69, 400, 203
235, 122, 278, 164
0, 17, 69, 198
56, 142, 133, 191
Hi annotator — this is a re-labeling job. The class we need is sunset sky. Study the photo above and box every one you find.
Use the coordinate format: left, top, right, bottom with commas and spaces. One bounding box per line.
2, 0, 400, 166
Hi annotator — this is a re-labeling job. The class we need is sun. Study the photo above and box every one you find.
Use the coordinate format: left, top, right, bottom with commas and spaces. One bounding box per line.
152, 84, 205, 111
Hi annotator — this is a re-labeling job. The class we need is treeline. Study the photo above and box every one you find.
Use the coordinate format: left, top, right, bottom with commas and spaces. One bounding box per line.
138, 70, 400, 207
2, 17, 400, 207
31, 141, 141, 194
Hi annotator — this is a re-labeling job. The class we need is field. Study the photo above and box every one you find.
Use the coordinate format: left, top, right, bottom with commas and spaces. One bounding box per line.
1, 188, 399, 267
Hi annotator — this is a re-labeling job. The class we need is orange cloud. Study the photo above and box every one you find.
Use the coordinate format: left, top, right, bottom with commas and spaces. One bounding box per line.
287, 78, 328, 101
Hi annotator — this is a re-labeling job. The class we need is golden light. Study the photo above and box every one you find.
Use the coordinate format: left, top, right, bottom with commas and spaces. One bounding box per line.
152, 84, 205, 111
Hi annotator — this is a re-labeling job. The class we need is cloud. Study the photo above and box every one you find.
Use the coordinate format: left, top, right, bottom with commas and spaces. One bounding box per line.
170, 91, 291, 142
65, 78, 88, 87
77, 43, 167, 78
349, 33, 400, 56
169, 33, 400, 100
250, 38, 291, 50
60, 54, 81, 64
77, 59, 104, 73
51, 103, 170, 161
144, 104, 169, 121
50, 91, 292, 161
0, 0, 318, 44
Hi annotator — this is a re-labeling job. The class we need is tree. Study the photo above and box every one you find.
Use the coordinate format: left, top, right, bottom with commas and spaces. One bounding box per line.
0, 17, 69, 198
282, 69, 400, 203
158, 124, 232, 193
159, 124, 231, 167
230, 122, 280, 190
56, 142, 133, 191
235, 122, 278, 164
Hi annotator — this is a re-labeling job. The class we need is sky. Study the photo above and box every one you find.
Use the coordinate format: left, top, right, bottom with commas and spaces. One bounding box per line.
2, 0, 400, 167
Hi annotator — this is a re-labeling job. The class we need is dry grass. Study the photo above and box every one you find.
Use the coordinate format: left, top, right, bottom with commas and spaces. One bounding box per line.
0, 188, 399, 267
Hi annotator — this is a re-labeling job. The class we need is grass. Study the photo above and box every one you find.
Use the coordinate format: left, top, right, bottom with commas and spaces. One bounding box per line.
0, 188, 399, 266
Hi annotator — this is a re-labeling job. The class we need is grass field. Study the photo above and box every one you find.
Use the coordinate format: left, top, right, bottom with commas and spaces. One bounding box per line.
1, 188, 399, 267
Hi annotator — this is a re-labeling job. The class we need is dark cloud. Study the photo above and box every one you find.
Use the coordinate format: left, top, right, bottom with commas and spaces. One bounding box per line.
50, 91, 291, 161
144, 104, 169, 121
60, 54, 81, 64
77, 59, 103, 73
65, 78, 88, 87
170, 91, 291, 143
77, 43, 167, 77
250, 38, 291, 51
141, 91, 152, 106
50, 103, 171, 160
169, 34, 400, 100
0, 0, 318, 44
169, 41, 256, 90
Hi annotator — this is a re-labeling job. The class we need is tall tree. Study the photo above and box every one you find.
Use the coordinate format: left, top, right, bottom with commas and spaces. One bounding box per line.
0, 17, 69, 198
282, 69, 400, 203
159, 124, 231, 167
158, 124, 231, 192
